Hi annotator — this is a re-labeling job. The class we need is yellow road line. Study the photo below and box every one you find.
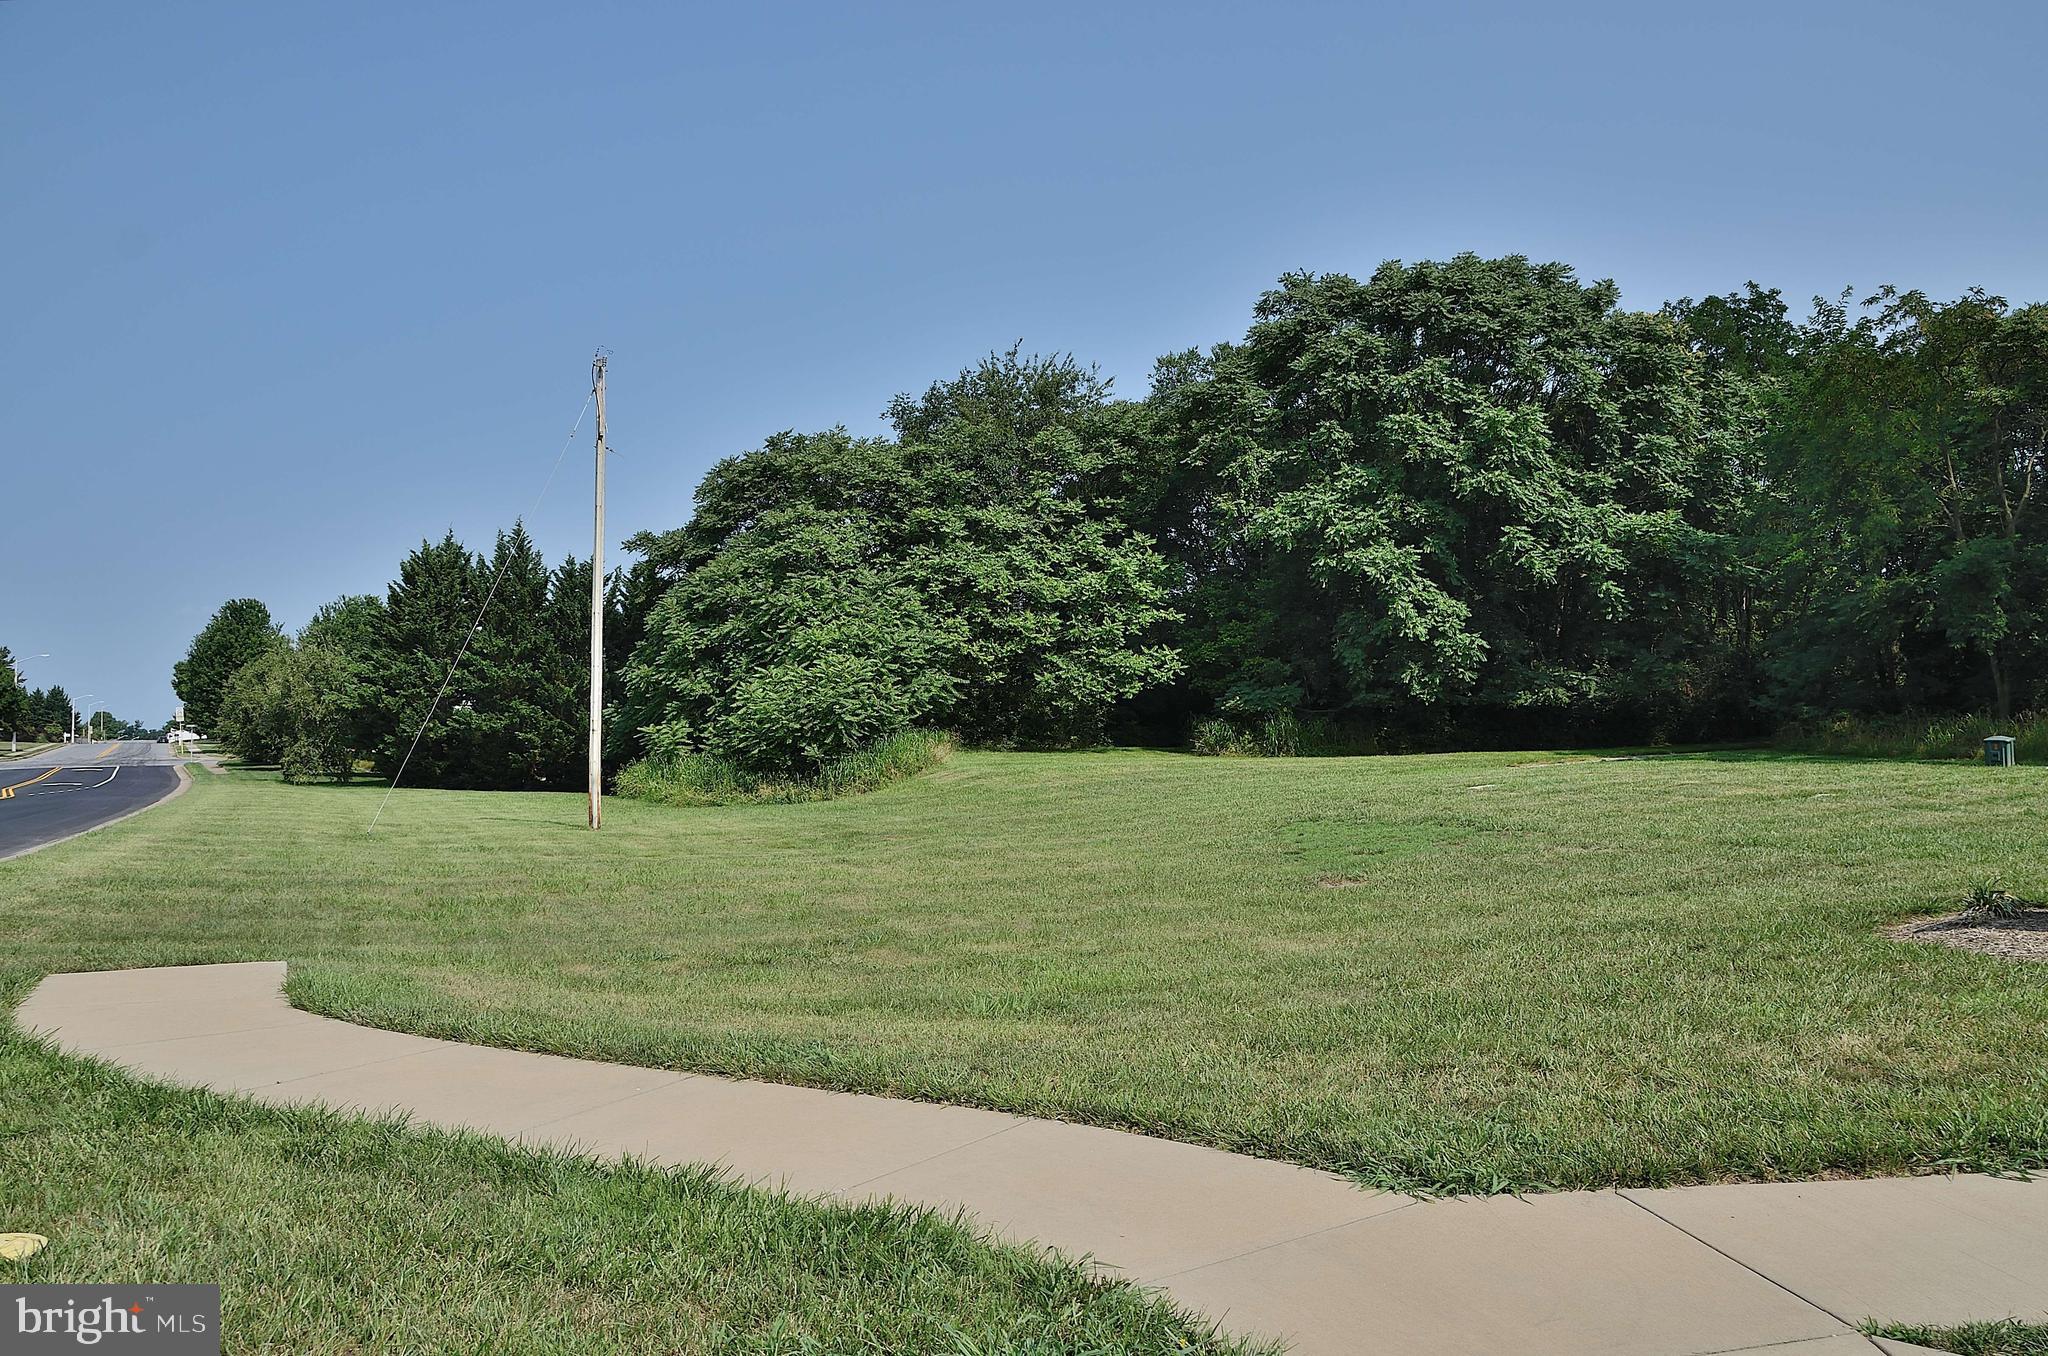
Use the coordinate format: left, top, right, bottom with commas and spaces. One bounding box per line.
0, 765, 63, 800
92, 742, 122, 761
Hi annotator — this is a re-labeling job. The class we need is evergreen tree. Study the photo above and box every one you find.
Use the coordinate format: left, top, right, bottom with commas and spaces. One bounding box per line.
0, 647, 26, 739
361, 525, 611, 789
459, 524, 564, 787
39, 686, 73, 739
367, 531, 487, 785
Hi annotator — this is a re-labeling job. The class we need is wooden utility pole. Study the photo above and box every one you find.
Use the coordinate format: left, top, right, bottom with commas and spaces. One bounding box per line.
588, 354, 607, 830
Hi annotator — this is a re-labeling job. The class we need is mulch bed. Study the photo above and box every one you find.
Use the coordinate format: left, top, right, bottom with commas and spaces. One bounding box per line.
1888, 909, 2048, 960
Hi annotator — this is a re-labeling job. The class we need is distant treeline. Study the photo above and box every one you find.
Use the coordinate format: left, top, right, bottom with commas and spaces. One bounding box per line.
0, 653, 154, 742
186, 254, 2048, 786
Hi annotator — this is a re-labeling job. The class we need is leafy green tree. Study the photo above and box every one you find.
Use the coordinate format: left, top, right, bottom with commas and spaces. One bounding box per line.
625, 479, 959, 773
1763, 290, 2048, 719
1151, 255, 1751, 737
888, 351, 1184, 743
173, 599, 283, 732
300, 594, 384, 655
623, 352, 1181, 775
218, 643, 372, 780
1651, 283, 1803, 731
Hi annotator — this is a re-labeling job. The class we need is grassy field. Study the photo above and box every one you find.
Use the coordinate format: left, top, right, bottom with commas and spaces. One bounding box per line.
1, 741, 57, 760
0, 990, 1248, 1355
7, 748, 2048, 1198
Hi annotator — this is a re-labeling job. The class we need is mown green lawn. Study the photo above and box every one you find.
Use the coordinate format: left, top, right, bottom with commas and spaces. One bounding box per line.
8, 749, 2048, 1200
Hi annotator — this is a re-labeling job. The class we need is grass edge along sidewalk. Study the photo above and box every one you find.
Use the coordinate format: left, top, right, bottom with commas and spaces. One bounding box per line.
0, 989, 1263, 1356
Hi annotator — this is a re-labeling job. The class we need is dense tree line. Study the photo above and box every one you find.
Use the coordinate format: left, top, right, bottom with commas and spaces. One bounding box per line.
623, 257, 2046, 769
198, 526, 625, 785
193, 254, 2048, 786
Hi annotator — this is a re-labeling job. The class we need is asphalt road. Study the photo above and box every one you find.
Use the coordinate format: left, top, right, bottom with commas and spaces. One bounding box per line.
0, 740, 185, 860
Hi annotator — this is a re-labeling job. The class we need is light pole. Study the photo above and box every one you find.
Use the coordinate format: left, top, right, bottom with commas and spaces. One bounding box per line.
74, 693, 95, 745
6, 652, 47, 754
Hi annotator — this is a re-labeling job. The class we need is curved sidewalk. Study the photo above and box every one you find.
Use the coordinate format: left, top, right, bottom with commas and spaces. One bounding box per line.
19, 964, 2045, 1355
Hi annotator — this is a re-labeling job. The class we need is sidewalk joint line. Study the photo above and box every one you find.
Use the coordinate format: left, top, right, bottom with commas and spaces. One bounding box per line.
23, 990, 278, 1014
1620, 1190, 1858, 1331
75, 1019, 305, 1052
835, 1119, 1032, 1196
258, 1042, 456, 1090
514, 1074, 697, 1137
1150, 1197, 1421, 1282
1700, 1332, 1885, 1353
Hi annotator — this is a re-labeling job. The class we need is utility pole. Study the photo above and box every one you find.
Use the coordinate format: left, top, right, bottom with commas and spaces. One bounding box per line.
587, 354, 607, 830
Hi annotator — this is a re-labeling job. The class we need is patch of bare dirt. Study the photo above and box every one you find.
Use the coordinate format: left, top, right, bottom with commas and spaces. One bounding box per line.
1888, 908, 2048, 960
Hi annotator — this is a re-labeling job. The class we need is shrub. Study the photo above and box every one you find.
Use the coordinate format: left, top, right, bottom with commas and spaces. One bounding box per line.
1189, 719, 1250, 757
714, 654, 922, 777
1256, 712, 1302, 757
1964, 881, 2036, 920
615, 729, 951, 807
1190, 713, 1366, 757
217, 643, 371, 780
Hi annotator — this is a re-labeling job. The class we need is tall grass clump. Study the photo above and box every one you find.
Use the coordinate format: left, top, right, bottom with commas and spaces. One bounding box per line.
614, 729, 952, 807
1188, 713, 1379, 757
1775, 711, 2046, 763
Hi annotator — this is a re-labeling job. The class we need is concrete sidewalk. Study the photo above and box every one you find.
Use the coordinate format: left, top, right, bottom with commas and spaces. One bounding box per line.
19, 963, 2044, 1355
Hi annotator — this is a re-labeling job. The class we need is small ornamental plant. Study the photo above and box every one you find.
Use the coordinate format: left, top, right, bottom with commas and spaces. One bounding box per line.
1964, 881, 2036, 920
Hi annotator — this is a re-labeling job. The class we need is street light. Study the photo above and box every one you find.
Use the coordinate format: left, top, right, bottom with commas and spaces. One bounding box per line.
6, 652, 47, 754
74, 694, 96, 745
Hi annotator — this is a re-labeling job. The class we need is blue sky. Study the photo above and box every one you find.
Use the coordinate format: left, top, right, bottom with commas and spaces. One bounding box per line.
5, 1, 2045, 721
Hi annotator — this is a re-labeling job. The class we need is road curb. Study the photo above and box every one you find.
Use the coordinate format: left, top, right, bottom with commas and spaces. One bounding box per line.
0, 761, 190, 863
